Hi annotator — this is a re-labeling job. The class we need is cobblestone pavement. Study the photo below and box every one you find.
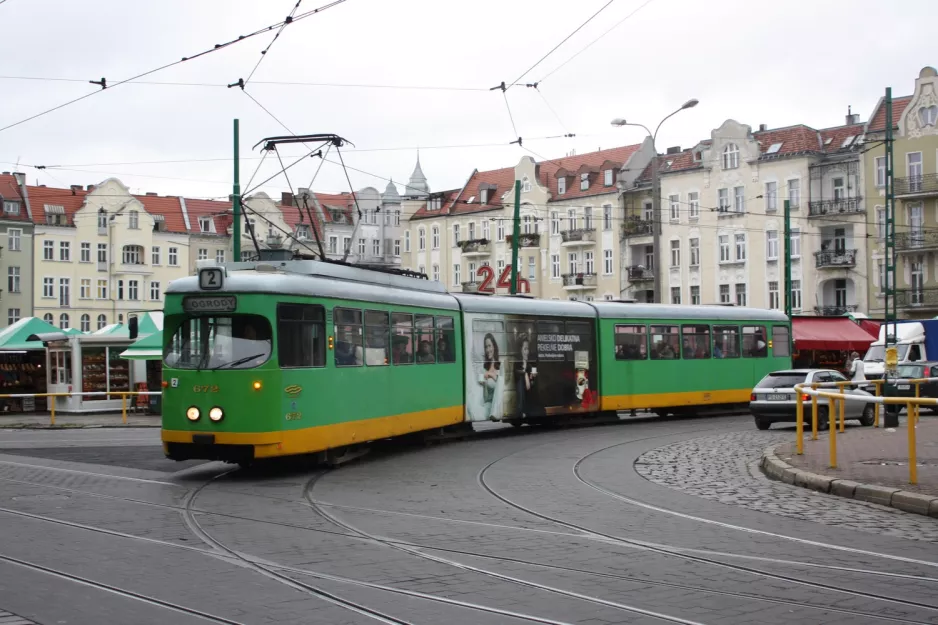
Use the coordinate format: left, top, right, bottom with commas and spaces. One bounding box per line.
634, 428, 938, 543
1, 416, 938, 625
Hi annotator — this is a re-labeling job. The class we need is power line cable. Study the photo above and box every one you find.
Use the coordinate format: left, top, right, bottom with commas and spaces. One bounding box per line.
0, 0, 348, 134
244, 0, 304, 86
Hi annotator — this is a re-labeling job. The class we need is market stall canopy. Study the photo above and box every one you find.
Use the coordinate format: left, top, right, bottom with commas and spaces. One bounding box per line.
792, 317, 878, 352
63, 327, 83, 335
0, 317, 59, 351
119, 332, 163, 361
94, 312, 163, 338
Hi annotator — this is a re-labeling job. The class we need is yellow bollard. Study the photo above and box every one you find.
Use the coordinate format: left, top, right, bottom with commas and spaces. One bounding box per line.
839, 393, 846, 433
914, 383, 921, 425
50, 395, 55, 426
122, 394, 127, 424
908, 401, 918, 485
828, 395, 837, 469
873, 380, 880, 428
811, 384, 819, 440
796, 387, 804, 455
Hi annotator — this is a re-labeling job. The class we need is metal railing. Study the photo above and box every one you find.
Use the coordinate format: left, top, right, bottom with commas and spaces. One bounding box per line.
627, 266, 654, 282
895, 173, 938, 196
895, 229, 938, 250
621, 219, 653, 238
808, 197, 863, 216
560, 228, 596, 244
0, 391, 162, 426
561, 273, 597, 288
457, 239, 491, 254
813, 304, 859, 316
794, 379, 931, 484
814, 248, 857, 268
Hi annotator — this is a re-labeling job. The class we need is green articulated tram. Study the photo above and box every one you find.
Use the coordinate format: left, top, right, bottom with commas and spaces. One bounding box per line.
161, 260, 791, 464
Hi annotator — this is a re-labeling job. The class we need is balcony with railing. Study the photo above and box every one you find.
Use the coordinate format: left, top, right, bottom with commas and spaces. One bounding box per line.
814, 248, 857, 269
808, 197, 863, 217
896, 173, 938, 197
627, 266, 654, 282
560, 228, 596, 246
813, 304, 859, 316
621, 218, 653, 239
562, 273, 598, 290
457, 239, 491, 256
895, 230, 938, 252
504, 232, 540, 248
896, 288, 938, 309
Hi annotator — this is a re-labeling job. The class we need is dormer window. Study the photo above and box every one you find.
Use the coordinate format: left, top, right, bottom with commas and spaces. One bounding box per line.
428, 194, 443, 211
558, 177, 566, 195
332, 209, 345, 224
480, 189, 488, 205
44, 204, 65, 226
522, 176, 531, 193
722, 143, 740, 170
199, 216, 214, 233
604, 169, 613, 186
3, 200, 19, 215
580, 173, 589, 191
296, 225, 311, 240
152, 214, 165, 232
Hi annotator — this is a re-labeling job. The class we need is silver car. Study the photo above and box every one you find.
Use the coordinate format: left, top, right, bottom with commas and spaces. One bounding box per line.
749, 369, 876, 431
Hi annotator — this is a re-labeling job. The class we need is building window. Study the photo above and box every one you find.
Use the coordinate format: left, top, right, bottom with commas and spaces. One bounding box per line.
788, 179, 801, 208
128, 210, 139, 229
585, 251, 594, 275
551, 254, 560, 278
328, 236, 338, 254
584, 207, 594, 230
452, 223, 460, 244
722, 143, 740, 169
3, 200, 19, 215
405, 231, 410, 252
43, 313, 53, 324
117, 280, 124, 300
580, 173, 589, 191
97, 314, 107, 330
418, 228, 426, 251
717, 188, 729, 211
669, 194, 680, 221
766, 230, 779, 260
689, 238, 699, 266
567, 252, 578, 274
8, 229, 21, 252
58, 241, 70, 261
148, 281, 160, 301
215, 250, 225, 263
43, 277, 54, 298
734, 186, 745, 213
80, 242, 91, 263
567, 208, 577, 231
120, 245, 142, 265
603, 205, 612, 230
59, 313, 69, 329
395, 210, 401, 226
735, 233, 746, 261
791, 228, 801, 258
432, 264, 440, 282
603, 249, 613, 274
522, 215, 532, 234
670, 240, 680, 267
604, 169, 614, 186
768, 281, 779, 310
358, 238, 366, 255
394, 240, 401, 256
528, 256, 536, 280
688, 192, 699, 219
791, 280, 802, 311
341, 237, 350, 254
483, 220, 490, 240
719, 284, 730, 304
735, 283, 747, 307
7, 308, 20, 326
97, 211, 107, 229
642, 201, 653, 221
7, 267, 19, 293
453, 264, 461, 285
431, 227, 440, 249
97, 279, 107, 299
558, 177, 566, 195
97, 243, 107, 264
719, 235, 730, 262
522, 176, 532, 193
128, 280, 139, 301
497, 259, 505, 276
671, 287, 681, 305
59, 278, 70, 307
550, 212, 559, 234
373, 239, 381, 256
199, 216, 213, 233
875, 156, 886, 188
167, 247, 178, 266
765, 181, 777, 211
197, 248, 208, 261
80, 278, 91, 299
832, 176, 846, 200
468, 222, 476, 240
43, 240, 53, 260
690, 286, 700, 305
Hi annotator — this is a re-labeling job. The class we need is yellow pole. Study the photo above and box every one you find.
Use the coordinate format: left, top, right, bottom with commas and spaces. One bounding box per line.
908, 401, 918, 485
839, 394, 846, 433
828, 395, 837, 469
914, 382, 921, 425
796, 387, 804, 455
811, 384, 819, 440
873, 380, 880, 428
50, 394, 55, 426
122, 394, 127, 424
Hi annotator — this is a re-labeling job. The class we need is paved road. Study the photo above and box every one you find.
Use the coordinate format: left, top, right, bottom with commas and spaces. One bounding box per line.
0, 415, 937, 625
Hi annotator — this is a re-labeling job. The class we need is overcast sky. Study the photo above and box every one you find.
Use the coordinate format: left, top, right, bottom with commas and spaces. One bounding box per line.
1, 0, 935, 204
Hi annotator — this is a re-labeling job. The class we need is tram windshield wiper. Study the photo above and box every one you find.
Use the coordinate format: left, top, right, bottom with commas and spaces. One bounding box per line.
211, 353, 265, 370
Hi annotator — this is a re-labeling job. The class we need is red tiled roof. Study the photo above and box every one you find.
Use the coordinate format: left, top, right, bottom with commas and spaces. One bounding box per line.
753, 124, 820, 156
184, 198, 233, 235
868, 95, 912, 132
450, 166, 516, 216
25, 184, 88, 225
132, 194, 186, 233
818, 123, 865, 153
409, 189, 461, 221
0, 174, 32, 222
539, 144, 642, 201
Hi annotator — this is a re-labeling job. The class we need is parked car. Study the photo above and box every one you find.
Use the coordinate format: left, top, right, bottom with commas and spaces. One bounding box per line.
749, 369, 875, 431
881, 361, 938, 416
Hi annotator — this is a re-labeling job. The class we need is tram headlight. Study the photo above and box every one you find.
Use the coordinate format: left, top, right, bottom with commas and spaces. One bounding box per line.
209, 407, 224, 422
186, 406, 201, 421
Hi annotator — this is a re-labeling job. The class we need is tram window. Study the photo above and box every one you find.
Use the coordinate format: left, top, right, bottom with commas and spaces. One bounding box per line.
712, 326, 740, 358
277, 304, 326, 368
614, 325, 646, 360
650, 325, 680, 360
772, 326, 791, 357
334, 308, 364, 367
391, 313, 414, 365
415, 315, 435, 363
537, 320, 563, 335
742, 325, 768, 358
681, 325, 711, 359
364, 310, 390, 366
435, 316, 456, 363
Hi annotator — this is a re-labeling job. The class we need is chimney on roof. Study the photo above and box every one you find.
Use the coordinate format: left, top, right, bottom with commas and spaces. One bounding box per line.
758, 124, 767, 132
666, 146, 681, 155
281, 192, 294, 206
846, 105, 860, 125
145, 192, 157, 196
86, 184, 95, 192
1, 172, 9, 176
70, 184, 82, 192
12, 172, 25, 186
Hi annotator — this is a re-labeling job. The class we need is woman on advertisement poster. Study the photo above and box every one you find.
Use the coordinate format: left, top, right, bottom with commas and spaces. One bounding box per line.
514, 334, 540, 416
468, 332, 504, 420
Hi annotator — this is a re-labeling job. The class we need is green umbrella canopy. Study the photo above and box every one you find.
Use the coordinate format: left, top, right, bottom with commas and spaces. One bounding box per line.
119, 331, 163, 361
94, 312, 162, 338
0, 317, 60, 351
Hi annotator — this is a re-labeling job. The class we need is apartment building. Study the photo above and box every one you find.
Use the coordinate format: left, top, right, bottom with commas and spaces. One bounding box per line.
864, 66, 938, 318
0, 173, 35, 325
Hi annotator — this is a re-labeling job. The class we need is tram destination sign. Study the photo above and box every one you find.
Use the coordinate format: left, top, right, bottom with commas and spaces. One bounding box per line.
183, 295, 237, 314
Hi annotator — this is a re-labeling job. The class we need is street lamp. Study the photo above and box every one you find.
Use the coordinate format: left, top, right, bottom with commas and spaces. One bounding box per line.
612, 99, 698, 303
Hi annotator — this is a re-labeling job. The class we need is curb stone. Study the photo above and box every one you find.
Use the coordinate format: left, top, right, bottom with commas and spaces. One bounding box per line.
760, 443, 938, 519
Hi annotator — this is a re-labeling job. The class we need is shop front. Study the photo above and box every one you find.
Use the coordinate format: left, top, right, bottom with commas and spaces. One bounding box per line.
119, 331, 163, 415
792, 316, 877, 375
0, 317, 59, 412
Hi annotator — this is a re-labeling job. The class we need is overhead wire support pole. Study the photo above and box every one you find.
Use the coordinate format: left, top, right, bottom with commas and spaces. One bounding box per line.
233, 119, 241, 261
784, 199, 792, 320
510, 180, 521, 295
884, 87, 899, 428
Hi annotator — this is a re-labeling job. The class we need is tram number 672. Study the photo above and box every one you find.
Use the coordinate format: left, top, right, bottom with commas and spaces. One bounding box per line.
476, 265, 530, 294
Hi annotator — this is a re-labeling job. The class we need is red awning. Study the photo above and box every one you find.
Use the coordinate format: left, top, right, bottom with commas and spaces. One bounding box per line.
859, 319, 881, 339
792, 317, 878, 352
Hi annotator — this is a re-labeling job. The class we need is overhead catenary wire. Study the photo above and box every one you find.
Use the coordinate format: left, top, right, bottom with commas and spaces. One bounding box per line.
243, 0, 304, 87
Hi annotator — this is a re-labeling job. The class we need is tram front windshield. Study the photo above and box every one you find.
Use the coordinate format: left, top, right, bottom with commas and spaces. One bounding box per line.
165, 315, 272, 370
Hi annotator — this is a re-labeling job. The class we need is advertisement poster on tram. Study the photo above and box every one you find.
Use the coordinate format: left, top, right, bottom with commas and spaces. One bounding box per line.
463, 312, 598, 422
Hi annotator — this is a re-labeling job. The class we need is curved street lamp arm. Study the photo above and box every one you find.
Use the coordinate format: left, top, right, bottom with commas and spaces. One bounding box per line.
653, 104, 688, 143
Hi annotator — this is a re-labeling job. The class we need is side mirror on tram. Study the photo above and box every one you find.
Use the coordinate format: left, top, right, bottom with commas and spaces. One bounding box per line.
128, 316, 138, 340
